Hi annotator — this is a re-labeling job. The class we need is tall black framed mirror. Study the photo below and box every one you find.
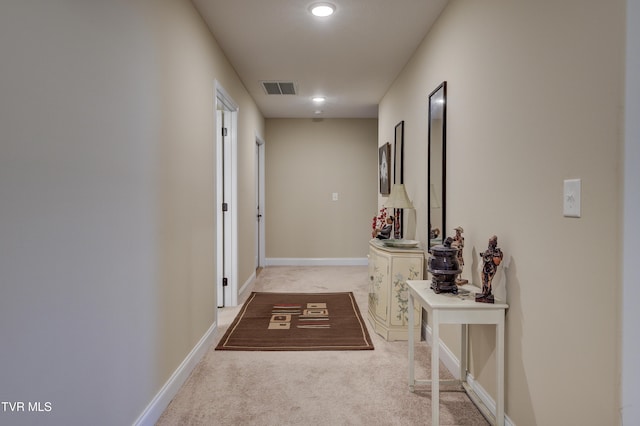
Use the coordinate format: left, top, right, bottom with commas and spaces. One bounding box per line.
394, 120, 404, 238
394, 121, 404, 185
428, 81, 446, 249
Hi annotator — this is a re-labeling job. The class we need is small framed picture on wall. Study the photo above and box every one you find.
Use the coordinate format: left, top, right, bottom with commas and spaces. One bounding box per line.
379, 143, 391, 195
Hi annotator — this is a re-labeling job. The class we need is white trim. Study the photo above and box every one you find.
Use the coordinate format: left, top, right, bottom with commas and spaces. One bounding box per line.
422, 322, 515, 426
133, 321, 217, 426
256, 133, 266, 269
228, 108, 238, 307
465, 373, 515, 426
239, 270, 256, 300
215, 80, 238, 112
215, 109, 224, 306
215, 80, 239, 307
424, 323, 460, 379
265, 257, 368, 266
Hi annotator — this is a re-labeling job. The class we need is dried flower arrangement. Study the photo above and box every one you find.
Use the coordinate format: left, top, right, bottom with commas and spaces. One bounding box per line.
371, 208, 389, 238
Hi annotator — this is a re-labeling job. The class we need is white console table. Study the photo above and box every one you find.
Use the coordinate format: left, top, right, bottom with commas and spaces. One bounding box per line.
407, 280, 508, 426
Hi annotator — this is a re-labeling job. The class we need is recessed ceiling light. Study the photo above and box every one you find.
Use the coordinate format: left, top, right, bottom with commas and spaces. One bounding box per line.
312, 96, 326, 103
310, 3, 335, 17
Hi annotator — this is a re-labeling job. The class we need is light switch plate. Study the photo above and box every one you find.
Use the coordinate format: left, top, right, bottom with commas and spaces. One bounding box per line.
332, 192, 339, 201
563, 179, 581, 218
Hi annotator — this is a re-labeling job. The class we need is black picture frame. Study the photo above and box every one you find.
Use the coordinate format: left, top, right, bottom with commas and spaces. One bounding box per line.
379, 143, 391, 195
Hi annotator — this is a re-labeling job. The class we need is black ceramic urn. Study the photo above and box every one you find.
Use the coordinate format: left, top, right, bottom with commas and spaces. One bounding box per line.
428, 237, 462, 294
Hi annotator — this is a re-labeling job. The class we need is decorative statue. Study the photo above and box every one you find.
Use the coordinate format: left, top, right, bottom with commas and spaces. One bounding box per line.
374, 216, 394, 239
372, 208, 388, 239
451, 226, 468, 285
476, 235, 503, 304
393, 212, 401, 239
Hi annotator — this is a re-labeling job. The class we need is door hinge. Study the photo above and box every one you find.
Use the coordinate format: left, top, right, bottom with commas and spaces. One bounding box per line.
222, 202, 228, 212
223, 277, 228, 287
222, 127, 228, 137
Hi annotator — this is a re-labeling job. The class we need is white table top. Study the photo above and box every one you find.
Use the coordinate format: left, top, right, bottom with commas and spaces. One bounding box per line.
407, 280, 508, 310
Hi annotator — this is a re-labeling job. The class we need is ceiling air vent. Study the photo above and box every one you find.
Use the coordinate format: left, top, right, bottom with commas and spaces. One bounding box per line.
261, 81, 297, 95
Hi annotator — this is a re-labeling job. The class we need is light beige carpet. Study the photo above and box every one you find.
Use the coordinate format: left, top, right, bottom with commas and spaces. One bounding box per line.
156, 266, 489, 425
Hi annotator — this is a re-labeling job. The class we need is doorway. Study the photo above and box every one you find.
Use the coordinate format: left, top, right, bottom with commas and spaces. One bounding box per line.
215, 81, 238, 308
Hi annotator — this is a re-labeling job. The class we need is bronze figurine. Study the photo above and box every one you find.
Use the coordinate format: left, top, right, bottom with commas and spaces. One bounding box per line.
476, 235, 503, 304
451, 226, 468, 285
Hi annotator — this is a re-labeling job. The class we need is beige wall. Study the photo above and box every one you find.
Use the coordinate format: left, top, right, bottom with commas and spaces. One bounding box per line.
379, 0, 624, 424
265, 118, 378, 260
238, 107, 266, 283
0, 1, 263, 424
149, 0, 265, 399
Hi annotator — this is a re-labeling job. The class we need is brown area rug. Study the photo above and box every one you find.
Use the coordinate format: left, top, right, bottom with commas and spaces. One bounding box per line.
215, 292, 374, 351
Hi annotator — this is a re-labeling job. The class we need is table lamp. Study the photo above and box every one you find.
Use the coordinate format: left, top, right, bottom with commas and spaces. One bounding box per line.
384, 184, 415, 239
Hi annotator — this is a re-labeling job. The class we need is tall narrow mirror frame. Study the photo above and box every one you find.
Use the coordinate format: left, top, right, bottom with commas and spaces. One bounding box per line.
428, 81, 446, 249
394, 120, 404, 238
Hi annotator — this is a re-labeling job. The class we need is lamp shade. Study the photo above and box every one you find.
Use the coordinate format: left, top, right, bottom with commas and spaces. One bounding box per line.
384, 184, 415, 209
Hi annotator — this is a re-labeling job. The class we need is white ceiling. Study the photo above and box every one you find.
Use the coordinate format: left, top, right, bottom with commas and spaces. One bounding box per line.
192, 0, 449, 118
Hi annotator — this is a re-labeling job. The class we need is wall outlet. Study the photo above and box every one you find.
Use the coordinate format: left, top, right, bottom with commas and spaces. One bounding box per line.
332, 192, 339, 201
563, 179, 581, 218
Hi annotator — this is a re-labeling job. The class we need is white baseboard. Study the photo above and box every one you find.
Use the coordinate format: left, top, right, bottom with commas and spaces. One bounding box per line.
424, 323, 462, 379
133, 321, 217, 426
465, 373, 515, 426
265, 257, 368, 266
239, 270, 256, 300
422, 322, 515, 426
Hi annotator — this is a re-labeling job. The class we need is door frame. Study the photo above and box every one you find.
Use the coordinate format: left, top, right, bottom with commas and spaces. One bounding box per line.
215, 81, 238, 307
255, 134, 266, 270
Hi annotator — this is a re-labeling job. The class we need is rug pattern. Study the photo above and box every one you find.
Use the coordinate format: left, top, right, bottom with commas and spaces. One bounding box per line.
215, 292, 374, 351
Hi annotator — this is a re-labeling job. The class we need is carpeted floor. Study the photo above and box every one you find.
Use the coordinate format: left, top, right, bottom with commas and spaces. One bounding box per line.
156, 266, 489, 425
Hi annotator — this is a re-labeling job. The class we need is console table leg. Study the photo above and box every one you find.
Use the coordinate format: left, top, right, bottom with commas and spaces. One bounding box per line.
460, 323, 468, 381
497, 318, 505, 426
432, 310, 440, 425
408, 293, 415, 391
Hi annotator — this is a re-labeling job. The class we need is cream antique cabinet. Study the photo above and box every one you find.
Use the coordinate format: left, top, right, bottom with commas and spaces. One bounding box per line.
368, 239, 424, 341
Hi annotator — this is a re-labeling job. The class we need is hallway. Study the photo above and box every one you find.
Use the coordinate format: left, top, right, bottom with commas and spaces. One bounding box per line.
157, 266, 489, 425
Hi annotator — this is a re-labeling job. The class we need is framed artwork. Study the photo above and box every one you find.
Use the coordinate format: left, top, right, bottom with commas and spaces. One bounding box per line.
379, 143, 391, 195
